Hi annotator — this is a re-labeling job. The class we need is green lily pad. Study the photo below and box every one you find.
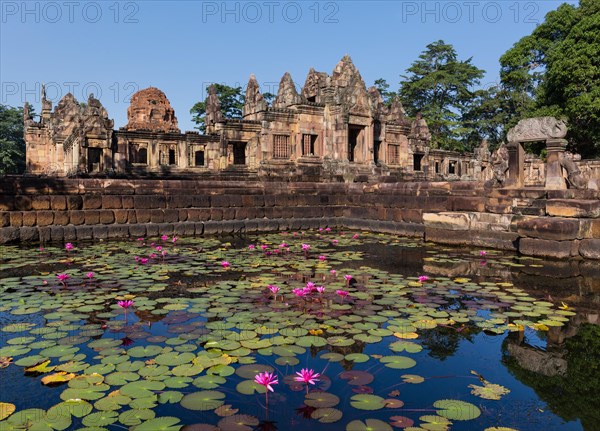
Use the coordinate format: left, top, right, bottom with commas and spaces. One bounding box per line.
121, 380, 166, 398
131, 416, 182, 431
380, 355, 417, 369
350, 394, 386, 411
82, 411, 119, 427
180, 391, 226, 411
305, 392, 340, 408
434, 399, 481, 420
311, 407, 343, 423
346, 419, 393, 431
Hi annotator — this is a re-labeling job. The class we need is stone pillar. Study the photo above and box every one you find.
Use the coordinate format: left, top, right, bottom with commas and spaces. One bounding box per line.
505, 141, 525, 188
545, 138, 567, 189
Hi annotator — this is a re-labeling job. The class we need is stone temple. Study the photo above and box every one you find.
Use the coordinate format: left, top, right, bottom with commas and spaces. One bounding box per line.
24, 56, 489, 181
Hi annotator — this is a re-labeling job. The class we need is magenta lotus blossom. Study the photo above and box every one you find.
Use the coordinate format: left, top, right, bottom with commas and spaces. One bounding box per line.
86, 272, 94, 279
39, 247, 45, 252
65, 243, 74, 251
295, 368, 320, 393
139, 258, 149, 265
306, 282, 315, 289
352, 233, 360, 239
316, 286, 325, 294
330, 269, 337, 276
332, 239, 339, 245
336, 289, 349, 298
260, 245, 269, 250
418, 275, 429, 283
480, 250, 487, 257
344, 275, 353, 286
255, 371, 278, 392
255, 371, 278, 406
280, 242, 288, 248
318, 255, 326, 261
248, 244, 256, 250
137, 237, 144, 242
155, 246, 163, 252
221, 261, 230, 269
149, 253, 157, 259
57, 273, 70, 284
172, 236, 178, 243
301, 243, 311, 251
118, 300, 134, 309
161, 235, 169, 241
292, 288, 306, 298
268, 285, 280, 296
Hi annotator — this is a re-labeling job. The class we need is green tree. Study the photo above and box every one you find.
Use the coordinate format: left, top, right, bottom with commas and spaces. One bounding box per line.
500, 0, 600, 157
373, 78, 396, 105
0, 104, 29, 174
399, 40, 485, 150
190, 84, 244, 133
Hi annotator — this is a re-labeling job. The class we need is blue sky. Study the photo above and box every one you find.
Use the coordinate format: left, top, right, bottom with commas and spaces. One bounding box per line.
1, 0, 577, 131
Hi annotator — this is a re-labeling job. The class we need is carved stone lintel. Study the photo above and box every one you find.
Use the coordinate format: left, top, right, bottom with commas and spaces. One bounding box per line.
507, 116, 567, 142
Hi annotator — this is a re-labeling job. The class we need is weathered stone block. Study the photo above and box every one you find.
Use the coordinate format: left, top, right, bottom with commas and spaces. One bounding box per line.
516, 217, 580, 241
150, 210, 164, 223
50, 195, 67, 210
129, 224, 146, 238
84, 210, 100, 225
75, 226, 93, 240
0, 212, 9, 227
546, 199, 600, 218
145, 223, 159, 237
177, 209, 188, 222
9, 212, 23, 227
127, 210, 137, 223
15, 195, 31, 211
92, 226, 108, 240
53, 212, 69, 226
66, 195, 83, 210
122, 196, 134, 209
579, 239, 600, 260
102, 195, 122, 209
203, 221, 221, 235
19, 227, 38, 242
63, 226, 77, 241
36, 211, 54, 226
38, 226, 51, 242
157, 223, 174, 235
163, 209, 179, 223
0, 227, 19, 243
83, 195, 102, 209
107, 225, 130, 239
448, 196, 485, 212
70, 210, 85, 225
423, 212, 471, 230
99, 210, 115, 224
114, 209, 128, 224
518, 238, 574, 259
31, 196, 50, 210
194, 222, 204, 235
50, 226, 64, 241
136, 210, 151, 223
0, 196, 14, 211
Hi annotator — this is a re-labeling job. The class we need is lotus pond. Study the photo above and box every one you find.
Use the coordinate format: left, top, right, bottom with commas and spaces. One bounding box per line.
0, 230, 598, 431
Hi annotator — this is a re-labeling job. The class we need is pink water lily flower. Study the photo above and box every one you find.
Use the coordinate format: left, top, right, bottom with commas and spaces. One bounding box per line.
255, 371, 278, 392
172, 237, 178, 244
336, 289, 349, 298
352, 234, 360, 239
318, 255, 327, 261
139, 258, 149, 265
221, 261, 230, 269
480, 250, 487, 257
155, 246, 162, 252
332, 239, 339, 245
86, 272, 94, 279
161, 235, 169, 241
330, 269, 337, 276
316, 286, 325, 294
260, 245, 269, 250
268, 285, 280, 295
292, 288, 306, 298
57, 273, 70, 284
295, 368, 321, 392
118, 300, 134, 309
325, 227, 331, 232
65, 243, 74, 251
418, 275, 429, 283
301, 243, 311, 251
248, 244, 256, 250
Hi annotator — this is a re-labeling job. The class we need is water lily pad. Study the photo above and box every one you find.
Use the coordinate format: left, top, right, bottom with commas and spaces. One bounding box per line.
434, 399, 481, 420
350, 394, 387, 410
217, 414, 259, 431
340, 370, 374, 386
380, 355, 417, 369
82, 411, 118, 427
304, 392, 340, 408
181, 391, 225, 411
311, 407, 342, 423
0, 402, 16, 421
235, 364, 274, 379
131, 416, 181, 431
346, 419, 393, 431
121, 380, 166, 398
469, 383, 511, 400
235, 379, 266, 395
119, 409, 156, 426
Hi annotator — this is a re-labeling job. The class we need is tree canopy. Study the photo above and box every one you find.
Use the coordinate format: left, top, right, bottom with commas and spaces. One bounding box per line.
190, 84, 244, 133
0, 104, 28, 174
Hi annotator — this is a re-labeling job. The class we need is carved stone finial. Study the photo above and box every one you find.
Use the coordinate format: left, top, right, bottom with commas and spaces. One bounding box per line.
411, 112, 431, 140
243, 74, 267, 117
273, 72, 301, 109
387, 97, 407, 122
205, 84, 224, 125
